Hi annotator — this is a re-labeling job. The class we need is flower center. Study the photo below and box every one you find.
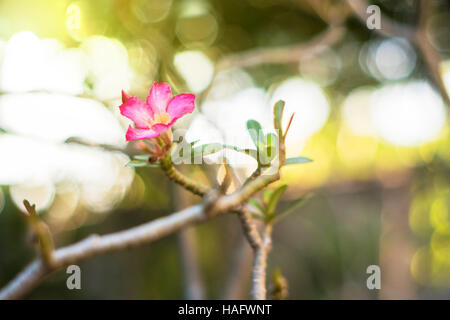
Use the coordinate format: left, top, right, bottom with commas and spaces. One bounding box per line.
151, 112, 170, 126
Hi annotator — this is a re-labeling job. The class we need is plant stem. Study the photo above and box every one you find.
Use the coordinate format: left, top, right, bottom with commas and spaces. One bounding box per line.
159, 155, 210, 197
251, 224, 272, 300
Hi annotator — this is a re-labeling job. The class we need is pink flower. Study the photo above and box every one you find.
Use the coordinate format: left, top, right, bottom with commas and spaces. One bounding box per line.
120, 82, 195, 141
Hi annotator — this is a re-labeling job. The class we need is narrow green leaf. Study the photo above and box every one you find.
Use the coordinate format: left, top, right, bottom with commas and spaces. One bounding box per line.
249, 198, 265, 215
262, 189, 273, 206
246, 120, 264, 150
265, 133, 278, 147
133, 155, 150, 161
284, 157, 313, 165
262, 133, 278, 163
127, 158, 160, 168
251, 212, 265, 220
126, 160, 149, 167
273, 100, 285, 131
271, 195, 310, 223
266, 184, 288, 216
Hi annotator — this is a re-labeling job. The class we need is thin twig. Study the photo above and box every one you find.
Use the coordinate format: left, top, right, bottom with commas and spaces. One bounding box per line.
304, 0, 352, 25
251, 224, 273, 300
236, 206, 273, 300
198, 25, 345, 105
216, 26, 345, 70
244, 166, 262, 185
236, 206, 274, 300
414, 0, 450, 108
237, 209, 263, 251
22, 200, 55, 267
159, 155, 210, 197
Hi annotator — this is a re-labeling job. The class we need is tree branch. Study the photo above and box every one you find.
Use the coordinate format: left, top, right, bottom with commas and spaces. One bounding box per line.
237, 207, 274, 300
198, 25, 345, 106
159, 155, 210, 197
0, 159, 282, 299
216, 26, 345, 70
414, 0, 450, 108
237, 209, 263, 251
251, 224, 273, 300
0, 204, 203, 300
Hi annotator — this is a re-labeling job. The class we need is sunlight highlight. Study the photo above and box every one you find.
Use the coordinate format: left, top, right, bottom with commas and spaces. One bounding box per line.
370, 81, 446, 146
174, 51, 214, 93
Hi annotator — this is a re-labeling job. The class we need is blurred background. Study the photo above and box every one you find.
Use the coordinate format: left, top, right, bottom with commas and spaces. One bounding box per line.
0, 0, 450, 299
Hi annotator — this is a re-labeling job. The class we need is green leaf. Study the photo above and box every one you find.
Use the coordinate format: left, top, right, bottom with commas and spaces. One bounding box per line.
266, 184, 288, 217
133, 155, 150, 161
126, 160, 159, 168
265, 133, 278, 147
262, 133, 278, 163
262, 189, 273, 205
274, 100, 285, 131
251, 212, 265, 220
271, 195, 310, 223
249, 198, 265, 215
246, 120, 264, 150
284, 157, 313, 165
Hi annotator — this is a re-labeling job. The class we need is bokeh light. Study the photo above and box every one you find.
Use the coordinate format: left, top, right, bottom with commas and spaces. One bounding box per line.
10, 182, 55, 213
360, 38, 416, 81
174, 50, 214, 93
1, 31, 86, 94
370, 81, 446, 146
175, 0, 218, 49
341, 87, 377, 137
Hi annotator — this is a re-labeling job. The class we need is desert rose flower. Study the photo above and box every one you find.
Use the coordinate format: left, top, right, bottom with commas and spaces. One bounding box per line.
120, 82, 195, 141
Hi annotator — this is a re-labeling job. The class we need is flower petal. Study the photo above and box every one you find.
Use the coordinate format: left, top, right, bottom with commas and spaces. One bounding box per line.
146, 82, 172, 115
166, 94, 195, 125
151, 123, 171, 133
125, 126, 161, 141
120, 94, 153, 129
